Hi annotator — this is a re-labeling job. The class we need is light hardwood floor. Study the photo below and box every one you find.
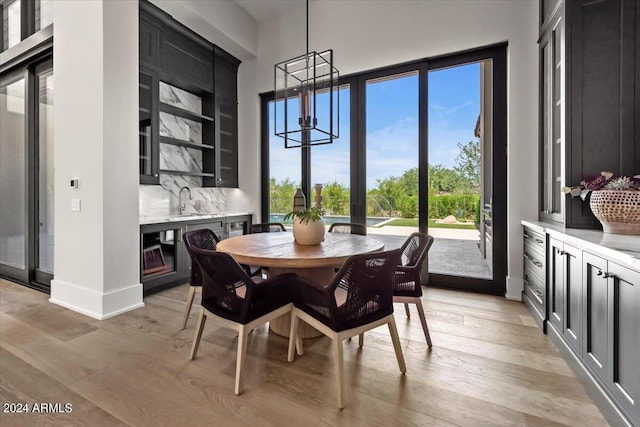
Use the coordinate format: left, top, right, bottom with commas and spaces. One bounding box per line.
0, 278, 608, 426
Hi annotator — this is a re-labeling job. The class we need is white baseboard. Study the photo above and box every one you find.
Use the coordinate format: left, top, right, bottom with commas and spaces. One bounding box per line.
505, 275, 523, 301
50, 279, 144, 320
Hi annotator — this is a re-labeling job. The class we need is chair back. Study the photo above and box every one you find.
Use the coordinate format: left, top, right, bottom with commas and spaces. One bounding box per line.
400, 232, 434, 267
330, 248, 401, 330
183, 228, 221, 287
189, 248, 255, 322
394, 233, 434, 297
251, 222, 286, 233
327, 222, 367, 236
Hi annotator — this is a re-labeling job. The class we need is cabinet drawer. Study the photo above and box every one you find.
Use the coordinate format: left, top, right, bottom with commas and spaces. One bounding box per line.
524, 250, 545, 281
523, 228, 545, 258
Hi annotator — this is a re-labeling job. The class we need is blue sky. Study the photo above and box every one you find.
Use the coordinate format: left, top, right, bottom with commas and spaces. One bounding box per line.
270, 62, 480, 189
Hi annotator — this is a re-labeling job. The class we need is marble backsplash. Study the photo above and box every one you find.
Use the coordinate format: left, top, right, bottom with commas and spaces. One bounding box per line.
140, 176, 250, 217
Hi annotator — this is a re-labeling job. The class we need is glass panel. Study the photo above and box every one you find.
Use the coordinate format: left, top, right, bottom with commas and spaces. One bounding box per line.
551, 26, 563, 213
35, 0, 53, 31
142, 229, 179, 279
310, 84, 350, 221
268, 99, 301, 224
38, 70, 54, 273
159, 81, 202, 114
139, 72, 152, 176
428, 62, 491, 279
3, 0, 21, 50
0, 77, 26, 268
365, 72, 419, 249
541, 42, 551, 213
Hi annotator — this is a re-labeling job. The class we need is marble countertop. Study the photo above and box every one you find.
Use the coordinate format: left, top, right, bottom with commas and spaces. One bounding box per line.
521, 220, 640, 271
140, 212, 252, 225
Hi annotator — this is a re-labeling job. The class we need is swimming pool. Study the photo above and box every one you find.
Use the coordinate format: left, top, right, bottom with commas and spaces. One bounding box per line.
269, 214, 388, 227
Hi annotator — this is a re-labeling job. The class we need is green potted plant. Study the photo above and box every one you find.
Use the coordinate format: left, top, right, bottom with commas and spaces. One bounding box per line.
284, 206, 326, 245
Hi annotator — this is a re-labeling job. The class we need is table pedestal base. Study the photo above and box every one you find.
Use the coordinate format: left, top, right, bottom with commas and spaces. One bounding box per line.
267, 266, 336, 338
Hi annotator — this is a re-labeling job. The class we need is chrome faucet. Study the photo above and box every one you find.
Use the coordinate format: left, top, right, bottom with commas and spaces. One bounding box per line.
178, 186, 192, 215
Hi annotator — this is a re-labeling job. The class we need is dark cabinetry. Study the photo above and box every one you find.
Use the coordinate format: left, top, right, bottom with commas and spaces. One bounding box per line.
548, 238, 582, 353
583, 253, 640, 423
140, 214, 252, 295
523, 221, 640, 426
139, 0, 240, 188
539, 0, 640, 227
566, 0, 640, 228
522, 227, 546, 330
212, 47, 240, 188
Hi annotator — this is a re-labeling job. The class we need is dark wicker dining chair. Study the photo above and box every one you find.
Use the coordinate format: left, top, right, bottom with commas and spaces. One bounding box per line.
187, 248, 297, 395
393, 232, 435, 347
327, 222, 367, 236
248, 222, 287, 276
181, 228, 220, 329
251, 222, 287, 233
287, 248, 406, 409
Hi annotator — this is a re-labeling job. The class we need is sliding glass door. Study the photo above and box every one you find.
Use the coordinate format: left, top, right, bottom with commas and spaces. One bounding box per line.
364, 72, 419, 249
0, 57, 54, 290
0, 73, 27, 282
262, 44, 506, 294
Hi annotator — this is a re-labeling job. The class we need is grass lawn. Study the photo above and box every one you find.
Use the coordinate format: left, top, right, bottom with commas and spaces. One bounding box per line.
383, 218, 478, 230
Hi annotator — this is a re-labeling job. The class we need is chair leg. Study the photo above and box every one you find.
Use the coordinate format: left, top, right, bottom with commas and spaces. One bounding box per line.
287, 311, 300, 362
404, 302, 411, 318
333, 336, 345, 409
189, 309, 207, 360
358, 333, 364, 347
235, 326, 249, 395
181, 286, 197, 329
387, 315, 406, 373
415, 298, 432, 348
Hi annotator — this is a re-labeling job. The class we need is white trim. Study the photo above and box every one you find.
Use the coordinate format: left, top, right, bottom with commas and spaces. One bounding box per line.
50, 279, 144, 320
505, 275, 523, 301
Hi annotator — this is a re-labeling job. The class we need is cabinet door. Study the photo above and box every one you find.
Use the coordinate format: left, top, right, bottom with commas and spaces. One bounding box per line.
607, 262, 640, 422
140, 223, 187, 294
582, 252, 610, 382
213, 48, 240, 188
548, 237, 565, 331
563, 243, 582, 353
139, 68, 159, 184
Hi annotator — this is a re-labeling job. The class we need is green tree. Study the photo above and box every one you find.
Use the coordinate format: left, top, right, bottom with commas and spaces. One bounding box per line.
270, 177, 299, 214
322, 181, 350, 215
454, 140, 481, 192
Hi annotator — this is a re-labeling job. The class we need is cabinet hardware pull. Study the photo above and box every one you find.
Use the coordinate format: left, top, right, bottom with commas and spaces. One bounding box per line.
533, 289, 543, 297
603, 272, 614, 279
535, 238, 544, 244
533, 261, 543, 268
523, 233, 530, 239
596, 270, 603, 276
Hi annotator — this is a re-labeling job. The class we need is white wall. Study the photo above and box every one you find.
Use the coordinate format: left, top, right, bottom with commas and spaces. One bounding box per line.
51, 0, 143, 319
239, 0, 539, 299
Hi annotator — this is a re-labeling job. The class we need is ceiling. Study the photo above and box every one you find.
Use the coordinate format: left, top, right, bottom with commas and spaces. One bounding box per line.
233, 0, 301, 23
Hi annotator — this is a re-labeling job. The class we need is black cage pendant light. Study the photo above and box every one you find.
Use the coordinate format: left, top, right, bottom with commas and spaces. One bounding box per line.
274, 0, 339, 148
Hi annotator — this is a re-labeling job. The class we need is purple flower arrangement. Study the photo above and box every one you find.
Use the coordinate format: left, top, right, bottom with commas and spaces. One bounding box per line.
562, 171, 640, 200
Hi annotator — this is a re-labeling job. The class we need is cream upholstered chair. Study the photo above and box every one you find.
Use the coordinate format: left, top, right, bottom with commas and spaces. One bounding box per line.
187, 248, 297, 395
287, 248, 406, 409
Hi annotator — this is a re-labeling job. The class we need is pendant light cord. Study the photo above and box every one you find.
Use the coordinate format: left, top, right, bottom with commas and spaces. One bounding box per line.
306, 0, 309, 55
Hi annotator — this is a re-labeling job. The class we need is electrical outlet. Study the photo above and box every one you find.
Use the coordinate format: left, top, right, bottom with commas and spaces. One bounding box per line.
71, 199, 81, 212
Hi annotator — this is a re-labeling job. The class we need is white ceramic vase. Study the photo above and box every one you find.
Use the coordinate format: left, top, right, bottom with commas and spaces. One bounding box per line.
292, 216, 326, 245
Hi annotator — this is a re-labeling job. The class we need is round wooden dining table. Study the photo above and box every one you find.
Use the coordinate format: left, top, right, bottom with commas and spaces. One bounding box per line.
216, 231, 384, 337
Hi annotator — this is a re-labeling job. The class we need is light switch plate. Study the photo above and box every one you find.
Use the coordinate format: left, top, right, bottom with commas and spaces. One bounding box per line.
71, 199, 81, 212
